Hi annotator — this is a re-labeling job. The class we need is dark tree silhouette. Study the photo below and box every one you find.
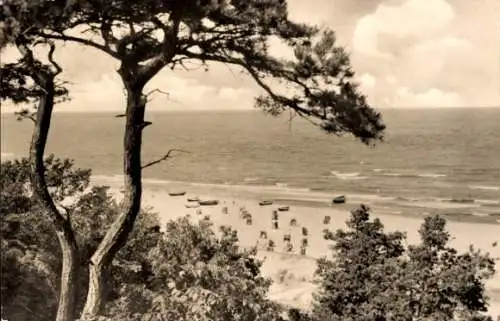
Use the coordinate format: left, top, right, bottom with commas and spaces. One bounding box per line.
1, 16, 78, 320
313, 206, 498, 321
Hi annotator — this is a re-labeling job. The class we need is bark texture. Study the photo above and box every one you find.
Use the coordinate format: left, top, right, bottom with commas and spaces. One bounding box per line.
81, 68, 147, 318
29, 75, 80, 321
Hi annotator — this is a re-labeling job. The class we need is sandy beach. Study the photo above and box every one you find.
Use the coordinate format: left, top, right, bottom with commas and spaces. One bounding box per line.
97, 177, 500, 316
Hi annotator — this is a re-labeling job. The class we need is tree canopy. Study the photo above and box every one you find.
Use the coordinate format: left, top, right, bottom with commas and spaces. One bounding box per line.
313, 206, 498, 321
1, 0, 385, 142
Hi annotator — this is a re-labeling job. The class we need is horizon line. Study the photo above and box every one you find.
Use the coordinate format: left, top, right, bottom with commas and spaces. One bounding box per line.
2, 106, 500, 113
1, 105, 500, 115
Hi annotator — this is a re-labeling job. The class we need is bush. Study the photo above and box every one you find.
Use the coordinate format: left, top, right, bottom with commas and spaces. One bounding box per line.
2, 157, 282, 321
102, 219, 282, 320
1, 156, 91, 320
312, 205, 498, 321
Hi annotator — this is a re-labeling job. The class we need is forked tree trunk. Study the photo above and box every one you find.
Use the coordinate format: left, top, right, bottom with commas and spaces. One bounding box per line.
80, 75, 146, 318
29, 76, 80, 321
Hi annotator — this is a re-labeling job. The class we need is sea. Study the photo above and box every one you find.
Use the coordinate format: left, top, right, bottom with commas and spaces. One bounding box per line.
1, 108, 500, 222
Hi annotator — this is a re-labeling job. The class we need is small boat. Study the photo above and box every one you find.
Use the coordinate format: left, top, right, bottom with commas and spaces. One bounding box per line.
169, 191, 186, 197
332, 195, 346, 204
199, 199, 219, 206
278, 206, 290, 212
187, 196, 200, 202
450, 198, 474, 204
259, 200, 274, 206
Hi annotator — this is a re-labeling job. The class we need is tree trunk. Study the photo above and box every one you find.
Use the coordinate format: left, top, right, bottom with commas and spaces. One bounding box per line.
29, 77, 80, 321
81, 75, 146, 318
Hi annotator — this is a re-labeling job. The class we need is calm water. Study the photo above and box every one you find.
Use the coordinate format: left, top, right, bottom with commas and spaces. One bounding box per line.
1, 108, 500, 218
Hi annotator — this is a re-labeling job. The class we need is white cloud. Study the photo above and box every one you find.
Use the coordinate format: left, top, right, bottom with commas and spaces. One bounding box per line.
349, 0, 500, 107
2, 0, 498, 111
49, 69, 256, 112
352, 0, 455, 57
393, 87, 463, 108
414, 35, 471, 53
218, 87, 253, 101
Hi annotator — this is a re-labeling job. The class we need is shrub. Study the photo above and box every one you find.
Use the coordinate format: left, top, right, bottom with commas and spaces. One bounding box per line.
312, 205, 498, 321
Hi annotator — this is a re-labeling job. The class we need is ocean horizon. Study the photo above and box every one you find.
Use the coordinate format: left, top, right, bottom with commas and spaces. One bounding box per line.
2, 108, 499, 223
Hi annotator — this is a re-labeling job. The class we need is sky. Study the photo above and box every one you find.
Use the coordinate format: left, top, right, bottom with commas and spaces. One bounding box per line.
1, 0, 500, 112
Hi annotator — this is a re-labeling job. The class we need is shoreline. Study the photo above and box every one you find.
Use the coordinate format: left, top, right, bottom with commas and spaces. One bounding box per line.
97, 178, 500, 315
2, 150, 499, 222
91, 174, 500, 226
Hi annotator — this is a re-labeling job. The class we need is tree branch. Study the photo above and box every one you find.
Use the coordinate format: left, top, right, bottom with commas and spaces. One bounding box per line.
180, 50, 322, 119
22, 115, 37, 123
15, 109, 37, 123
47, 42, 63, 75
145, 89, 170, 102
141, 149, 190, 169
137, 14, 182, 85
39, 32, 121, 59
138, 121, 153, 130
60, 204, 72, 221
100, 18, 117, 51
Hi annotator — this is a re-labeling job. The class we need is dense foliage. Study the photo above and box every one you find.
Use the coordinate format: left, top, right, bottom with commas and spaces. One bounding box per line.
1, 156, 90, 320
312, 205, 499, 321
96, 219, 283, 321
0, 157, 281, 321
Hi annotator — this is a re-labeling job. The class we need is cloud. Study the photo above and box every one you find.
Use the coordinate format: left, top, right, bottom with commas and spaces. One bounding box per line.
350, 0, 499, 108
2, 0, 498, 112
59, 69, 257, 112
352, 0, 455, 58
1, 40, 258, 112
218, 87, 253, 101
392, 87, 463, 108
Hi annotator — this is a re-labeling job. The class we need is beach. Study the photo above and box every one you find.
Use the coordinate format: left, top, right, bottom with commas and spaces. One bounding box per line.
95, 176, 500, 316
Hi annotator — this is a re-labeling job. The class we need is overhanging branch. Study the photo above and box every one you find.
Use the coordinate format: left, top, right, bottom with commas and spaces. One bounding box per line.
180, 50, 325, 120
39, 32, 121, 59
141, 149, 190, 169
